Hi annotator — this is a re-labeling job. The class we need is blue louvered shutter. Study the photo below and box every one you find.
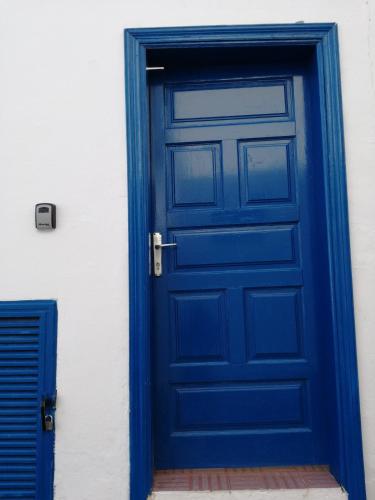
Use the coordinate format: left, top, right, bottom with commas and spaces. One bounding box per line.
0, 301, 57, 500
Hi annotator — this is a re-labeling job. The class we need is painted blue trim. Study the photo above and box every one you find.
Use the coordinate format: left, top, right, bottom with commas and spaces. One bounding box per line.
318, 26, 367, 500
125, 32, 153, 500
125, 24, 366, 500
0, 300, 57, 500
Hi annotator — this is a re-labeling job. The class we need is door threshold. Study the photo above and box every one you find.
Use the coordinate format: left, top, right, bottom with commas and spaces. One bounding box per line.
151, 466, 346, 499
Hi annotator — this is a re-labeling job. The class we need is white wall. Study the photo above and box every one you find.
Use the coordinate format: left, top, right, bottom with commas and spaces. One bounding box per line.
0, 1, 374, 499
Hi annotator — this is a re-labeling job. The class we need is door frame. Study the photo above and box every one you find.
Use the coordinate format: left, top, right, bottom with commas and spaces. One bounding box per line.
124, 24, 366, 500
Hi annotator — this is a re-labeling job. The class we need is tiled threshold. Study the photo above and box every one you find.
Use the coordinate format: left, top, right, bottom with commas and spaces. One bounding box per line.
150, 466, 347, 500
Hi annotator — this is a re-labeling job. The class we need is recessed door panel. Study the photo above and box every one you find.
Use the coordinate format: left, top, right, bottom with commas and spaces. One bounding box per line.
170, 291, 228, 363
238, 139, 294, 204
172, 225, 296, 270
167, 143, 223, 209
245, 288, 304, 360
167, 78, 293, 126
174, 382, 307, 431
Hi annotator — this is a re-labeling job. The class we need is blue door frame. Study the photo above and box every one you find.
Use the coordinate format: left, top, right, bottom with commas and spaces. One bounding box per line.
125, 24, 366, 500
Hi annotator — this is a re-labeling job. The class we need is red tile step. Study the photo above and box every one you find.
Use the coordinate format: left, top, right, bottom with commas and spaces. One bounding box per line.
153, 465, 340, 491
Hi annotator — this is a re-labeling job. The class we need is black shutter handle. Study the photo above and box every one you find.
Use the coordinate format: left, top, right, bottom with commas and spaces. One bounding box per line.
41, 395, 56, 432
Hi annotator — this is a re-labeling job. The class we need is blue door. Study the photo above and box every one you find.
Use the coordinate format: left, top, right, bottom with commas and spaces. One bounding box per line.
150, 64, 329, 469
0, 301, 57, 499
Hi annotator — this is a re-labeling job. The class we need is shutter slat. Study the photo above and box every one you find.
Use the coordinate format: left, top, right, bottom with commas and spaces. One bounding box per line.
0, 456, 36, 462
0, 417, 36, 423
0, 370, 38, 376
0, 443, 36, 448
0, 386, 37, 392
0, 400, 37, 408
0, 389, 37, 396
0, 494, 35, 499
0, 360, 38, 369
0, 350, 38, 358
0, 492, 35, 498
0, 340, 39, 345
0, 432, 37, 439
0, 477, 36, 484
0, 331, 39, 336
0, 430, 36, 435
0, 465, 35, 471
0, 321, 39, 327
0, 450, 36, 456
0, 479, 35, 489
0, 410, 36, 416
0, 377, 37, 382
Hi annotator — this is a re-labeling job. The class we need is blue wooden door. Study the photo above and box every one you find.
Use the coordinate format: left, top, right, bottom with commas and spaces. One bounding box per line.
150, 64, 329, 469
0, 301, 57, 499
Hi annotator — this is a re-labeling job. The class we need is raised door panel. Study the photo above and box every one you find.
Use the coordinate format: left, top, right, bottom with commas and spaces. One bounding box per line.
166, 78, 294, 127
170, 291, 228, 363
174, 381, 307, 431
167, 143, 223, 210
172, 225, 297, 270
245, 288, 304, 361
238, 139, 295, 204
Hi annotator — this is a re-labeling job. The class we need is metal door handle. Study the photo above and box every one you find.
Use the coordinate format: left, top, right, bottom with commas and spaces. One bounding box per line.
154, 242, 177, 249
153, 232, 177, 277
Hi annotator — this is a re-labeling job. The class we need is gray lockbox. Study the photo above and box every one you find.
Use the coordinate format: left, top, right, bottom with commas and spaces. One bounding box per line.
35, 203, 56, 230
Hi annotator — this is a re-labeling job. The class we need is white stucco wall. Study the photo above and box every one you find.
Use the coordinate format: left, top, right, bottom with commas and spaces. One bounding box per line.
0, 1, 374, 499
